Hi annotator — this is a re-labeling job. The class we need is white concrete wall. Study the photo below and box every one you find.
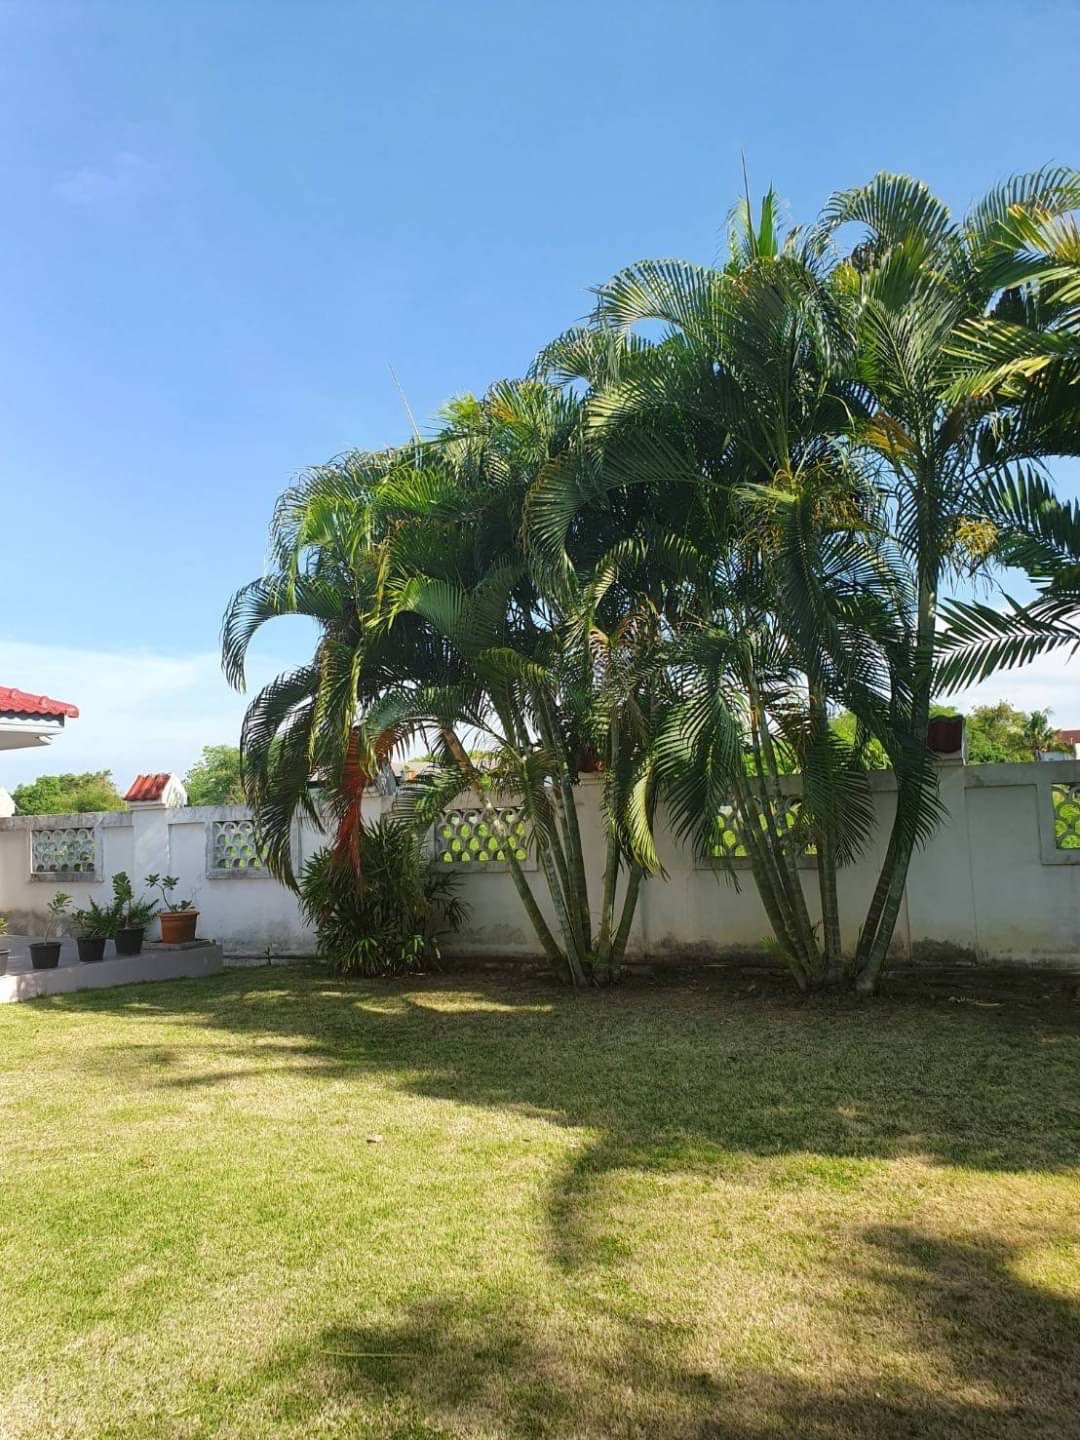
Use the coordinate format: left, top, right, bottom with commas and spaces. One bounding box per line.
0, 761, 1078, 967
0, 804, 322, 957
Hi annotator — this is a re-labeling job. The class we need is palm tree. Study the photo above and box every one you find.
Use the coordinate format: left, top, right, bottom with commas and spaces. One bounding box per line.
530, 198, 885, 989
225, 168, 1080, 995
804, 170, 1080, 989
221, 442, 475, 884
1024, 708, 1065, 762
223, 384, 670, 985
936, 470, 1080, 689
912, 176, 1080, 689
533, 172, 1080, 991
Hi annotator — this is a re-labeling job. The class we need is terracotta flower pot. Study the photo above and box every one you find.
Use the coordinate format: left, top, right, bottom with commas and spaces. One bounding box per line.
76, 937, 108, 964
159, 910, 198, 944
30, 941, 62, 969
115, 926, 145, 957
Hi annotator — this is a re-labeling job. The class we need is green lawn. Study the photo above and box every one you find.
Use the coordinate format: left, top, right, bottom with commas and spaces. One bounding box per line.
2, 966, 1080, 1439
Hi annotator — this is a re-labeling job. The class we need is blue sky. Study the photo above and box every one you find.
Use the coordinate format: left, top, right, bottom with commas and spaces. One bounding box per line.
2, 0, 1079, 787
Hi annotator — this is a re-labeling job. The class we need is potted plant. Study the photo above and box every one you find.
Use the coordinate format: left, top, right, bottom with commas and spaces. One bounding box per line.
146, 874, 199, 944
0, 915, 8, 978
30, 892, 71, 969
72, 897, 118, 963
112, 872, 158, 956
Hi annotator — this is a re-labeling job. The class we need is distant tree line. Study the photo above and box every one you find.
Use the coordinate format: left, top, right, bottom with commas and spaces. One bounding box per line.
10, 745, 244, 814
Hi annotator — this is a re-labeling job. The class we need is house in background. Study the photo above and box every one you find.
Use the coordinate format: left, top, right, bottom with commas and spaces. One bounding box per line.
1055, 728, 1080, 760
0, 687, 79, 754
123, 773, 188, 807
0, 687, 80, 816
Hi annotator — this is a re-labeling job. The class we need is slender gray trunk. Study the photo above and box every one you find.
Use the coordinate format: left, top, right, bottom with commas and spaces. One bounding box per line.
492, 693, 586, 985
535, 692, 592, 956
856, 827, 914, 993
536, 839, 588, 986
747, 696, 821, 976
855, 826, 896, 971
503, 844, 568, 978
816, 827, 844, 979
595, 820, 620, 973
733, 776, 811, 987
610, 863, 644, 969
855, 554, 938, 992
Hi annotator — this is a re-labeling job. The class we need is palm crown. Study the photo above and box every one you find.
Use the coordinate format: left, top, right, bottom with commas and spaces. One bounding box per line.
224, 167, 1080, 991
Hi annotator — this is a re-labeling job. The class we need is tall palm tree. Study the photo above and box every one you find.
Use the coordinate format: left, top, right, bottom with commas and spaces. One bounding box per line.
533, 172, 1080, 991
909, 176, 1080, 701
1024, 708, 1065, 762
221, 442, 477, 883
710, 171, 1079, 987
936, 477, 1080, 693
225, 169, 1080, 995
223, 384, 672, 985
530, 200, 885, 989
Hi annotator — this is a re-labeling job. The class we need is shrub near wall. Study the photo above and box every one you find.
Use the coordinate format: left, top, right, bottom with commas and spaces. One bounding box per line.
299, 818, 465, 975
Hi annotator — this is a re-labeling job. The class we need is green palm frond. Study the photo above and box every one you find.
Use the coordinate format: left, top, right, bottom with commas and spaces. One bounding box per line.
592, 258, 727, 343
936, 596, 1080, 690
818, 172, 958, 276
222, 574, 347, 690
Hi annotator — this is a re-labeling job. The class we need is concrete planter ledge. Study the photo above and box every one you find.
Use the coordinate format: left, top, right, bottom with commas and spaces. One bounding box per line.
0, 936, 223, 1004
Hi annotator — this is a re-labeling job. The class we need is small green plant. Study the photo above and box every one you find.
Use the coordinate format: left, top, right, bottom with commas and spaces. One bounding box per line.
43, 892, 72, 939
72, 897, 119, 940
299, 817, 466, 977
112, 872, 158, 927
145, 874, 196, 913
126, 896, 159, 927
0, 915, 8, 940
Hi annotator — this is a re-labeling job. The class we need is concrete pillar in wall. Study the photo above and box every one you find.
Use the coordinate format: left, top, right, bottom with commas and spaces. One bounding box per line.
129, 802, 172, 889
123, 772, 188, 891
903, 756, 980, 961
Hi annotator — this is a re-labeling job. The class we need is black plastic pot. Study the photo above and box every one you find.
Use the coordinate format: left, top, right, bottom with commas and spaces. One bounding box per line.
30, 941, 62, 969
0, 947, 8, 978
115, 926, 145, 957
76, 937, 108, 964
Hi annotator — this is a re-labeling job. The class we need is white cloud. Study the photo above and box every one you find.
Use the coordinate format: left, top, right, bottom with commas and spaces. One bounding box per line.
2, 631, 1075, 797
0, 638, 305, 791
942, 645, 1080, 720
55, 151, 163, 206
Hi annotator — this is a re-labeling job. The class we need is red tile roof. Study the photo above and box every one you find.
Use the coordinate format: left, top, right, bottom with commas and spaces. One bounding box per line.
124, 773, 173, 803
0, 686, 79, 719
1057, 729, 1080, 745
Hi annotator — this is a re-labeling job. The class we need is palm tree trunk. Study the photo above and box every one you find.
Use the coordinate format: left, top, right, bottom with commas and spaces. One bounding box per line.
746, 692, 822, 977
855, 829, 914, 993
556, 780, 592, 954
595, 820, 621, 976
816, 826, 844, 980
855, 571, 937, 993
733, 777, 811, 988
494, 694, 586, 984
854, 825, 897, 971
743, 744, 802, 939
503, 844, 569, 977
805, 687, 844, 980
536, 840, 588, 985
610, 862, 644, 968
535, 692, 593, 956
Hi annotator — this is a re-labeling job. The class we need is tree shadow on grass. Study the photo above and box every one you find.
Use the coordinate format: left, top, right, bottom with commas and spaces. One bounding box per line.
53, 968, 1080, 1281
63, 964, 1080, 1169
232, 1226, 1080, 1438
32, 971, 1080, 1435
